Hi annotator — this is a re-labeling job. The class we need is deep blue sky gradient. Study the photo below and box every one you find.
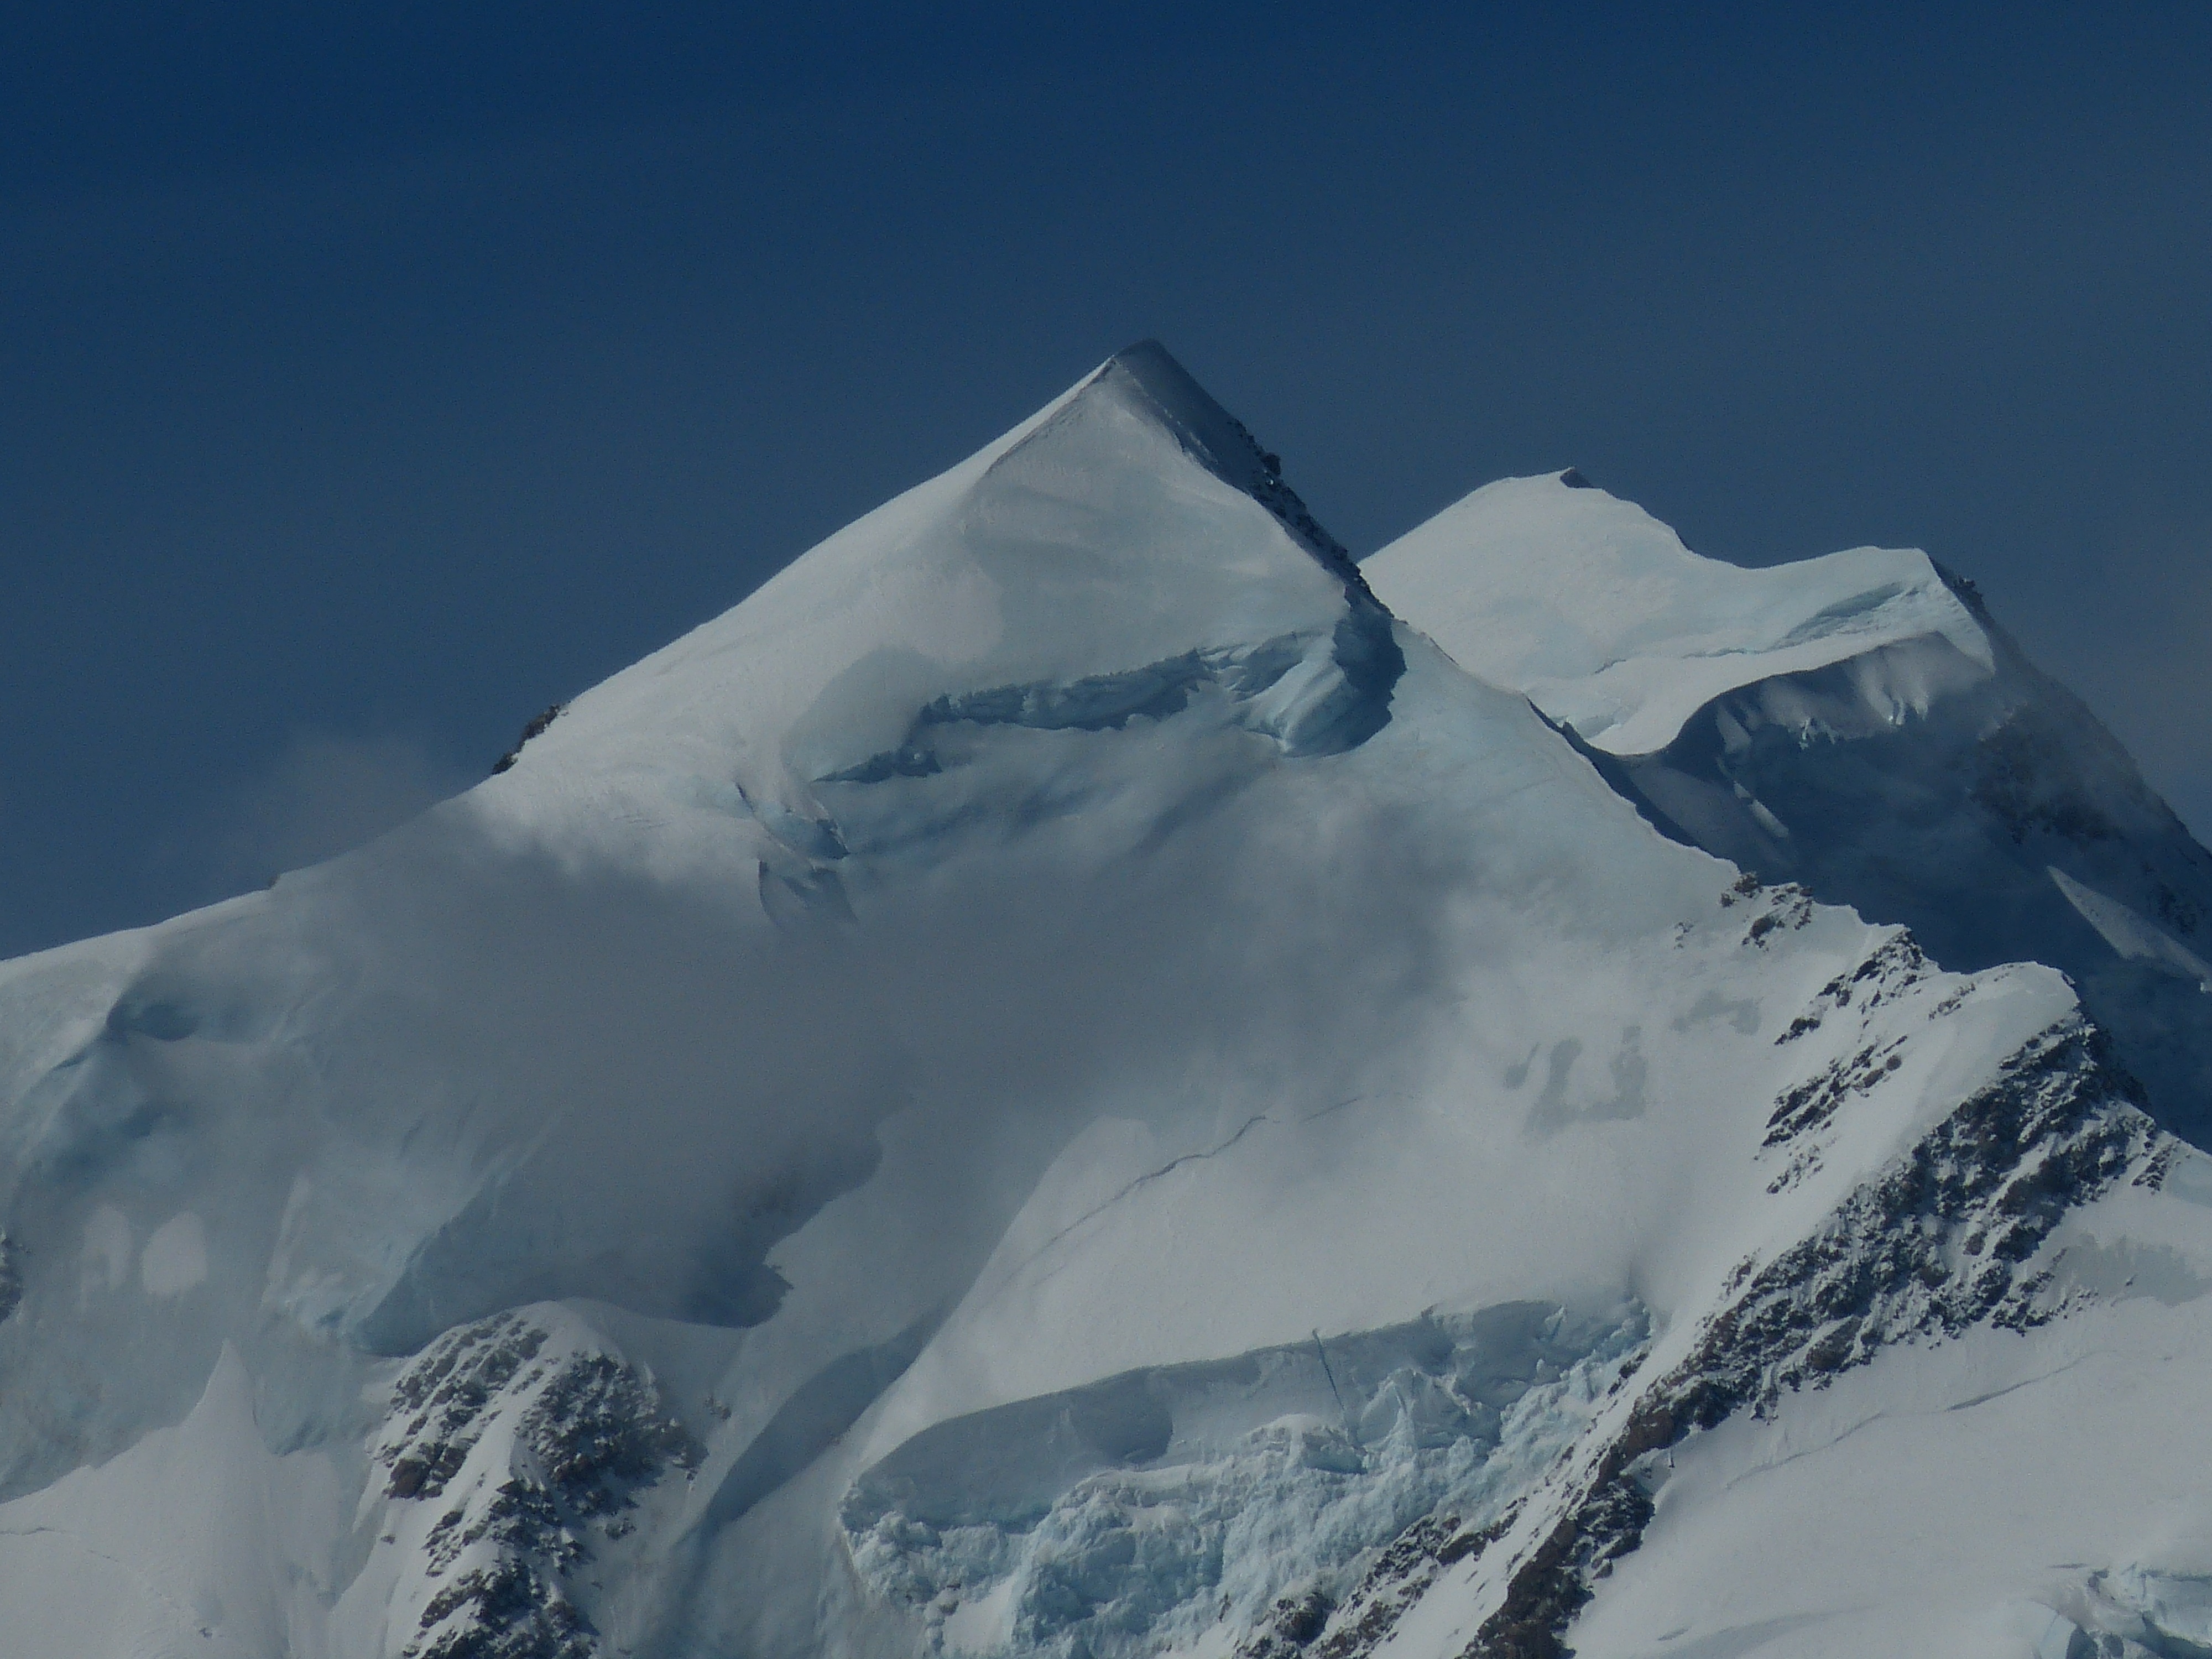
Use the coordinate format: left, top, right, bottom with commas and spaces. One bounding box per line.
3, 4, 2209, 956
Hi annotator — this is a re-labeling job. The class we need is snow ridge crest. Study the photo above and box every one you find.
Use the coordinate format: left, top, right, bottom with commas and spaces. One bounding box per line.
1084, 341, 1369, 592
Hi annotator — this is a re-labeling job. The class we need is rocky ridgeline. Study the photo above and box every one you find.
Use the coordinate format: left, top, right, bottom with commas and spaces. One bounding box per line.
1236, 930, 2163, 1659
374, 1312, 702, 1659
1461, 1011, 2159, 1659
1761, 926, 1934, 1192
0, 1232, 21, 1326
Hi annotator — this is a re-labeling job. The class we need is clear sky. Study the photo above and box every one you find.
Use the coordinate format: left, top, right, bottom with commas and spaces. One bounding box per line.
3, 3, 2208, 959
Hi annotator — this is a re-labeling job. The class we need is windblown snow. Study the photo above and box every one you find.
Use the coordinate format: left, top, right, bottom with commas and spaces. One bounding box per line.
0, 345, 2208, 1659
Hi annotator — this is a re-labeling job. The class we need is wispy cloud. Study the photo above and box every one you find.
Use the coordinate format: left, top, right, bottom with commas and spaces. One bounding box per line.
203, 731, 474, 895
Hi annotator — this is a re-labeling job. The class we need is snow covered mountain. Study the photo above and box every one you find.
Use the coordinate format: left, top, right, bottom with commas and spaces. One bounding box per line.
1366, 472, 2212, 1146
1, 345, 2208, 1659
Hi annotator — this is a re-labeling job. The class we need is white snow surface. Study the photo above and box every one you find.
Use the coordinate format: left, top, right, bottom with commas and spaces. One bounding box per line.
1363, 470, 1992, 756
1366, 465, 2212, 1152
0, 347, 2205, 1659
1562, 1157, 2212, 1657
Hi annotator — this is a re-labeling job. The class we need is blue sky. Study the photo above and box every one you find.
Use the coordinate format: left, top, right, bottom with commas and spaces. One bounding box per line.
3, 3, 2208, 957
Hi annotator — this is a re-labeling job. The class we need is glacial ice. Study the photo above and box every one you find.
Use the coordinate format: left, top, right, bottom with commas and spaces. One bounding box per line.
842, 1305, 1647, 1659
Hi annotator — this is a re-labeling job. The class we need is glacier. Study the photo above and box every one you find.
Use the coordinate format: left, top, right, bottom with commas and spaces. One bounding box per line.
0, 343, 2206, 1659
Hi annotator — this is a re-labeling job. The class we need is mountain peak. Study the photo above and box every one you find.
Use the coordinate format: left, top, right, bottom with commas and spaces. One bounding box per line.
3, 355, 2212, 1659
467, 341, 1397, 836
1089, 340, 1279, 490
1366, 472, 1989, 756
1082, 341, 1359, 582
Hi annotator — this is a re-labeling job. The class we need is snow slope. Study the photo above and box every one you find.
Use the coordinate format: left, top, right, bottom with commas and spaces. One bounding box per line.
1368, 471, 2212, 1147
0, 349, 2205, 1659
1358, 471, 1994, 761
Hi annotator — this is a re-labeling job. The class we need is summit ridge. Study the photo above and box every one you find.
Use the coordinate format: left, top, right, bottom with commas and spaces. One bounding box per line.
1085, 341, 1368, 585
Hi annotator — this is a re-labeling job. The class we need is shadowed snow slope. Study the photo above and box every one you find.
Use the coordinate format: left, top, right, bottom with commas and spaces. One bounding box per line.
0, 353, 2207, 1659
1369, 471, 2212, 1147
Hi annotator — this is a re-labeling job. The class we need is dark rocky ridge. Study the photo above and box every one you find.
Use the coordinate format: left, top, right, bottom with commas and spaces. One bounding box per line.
1467, 1010, 2158, 1657
1238, 935, 2164, 1659
378, 1314, 702, 1659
